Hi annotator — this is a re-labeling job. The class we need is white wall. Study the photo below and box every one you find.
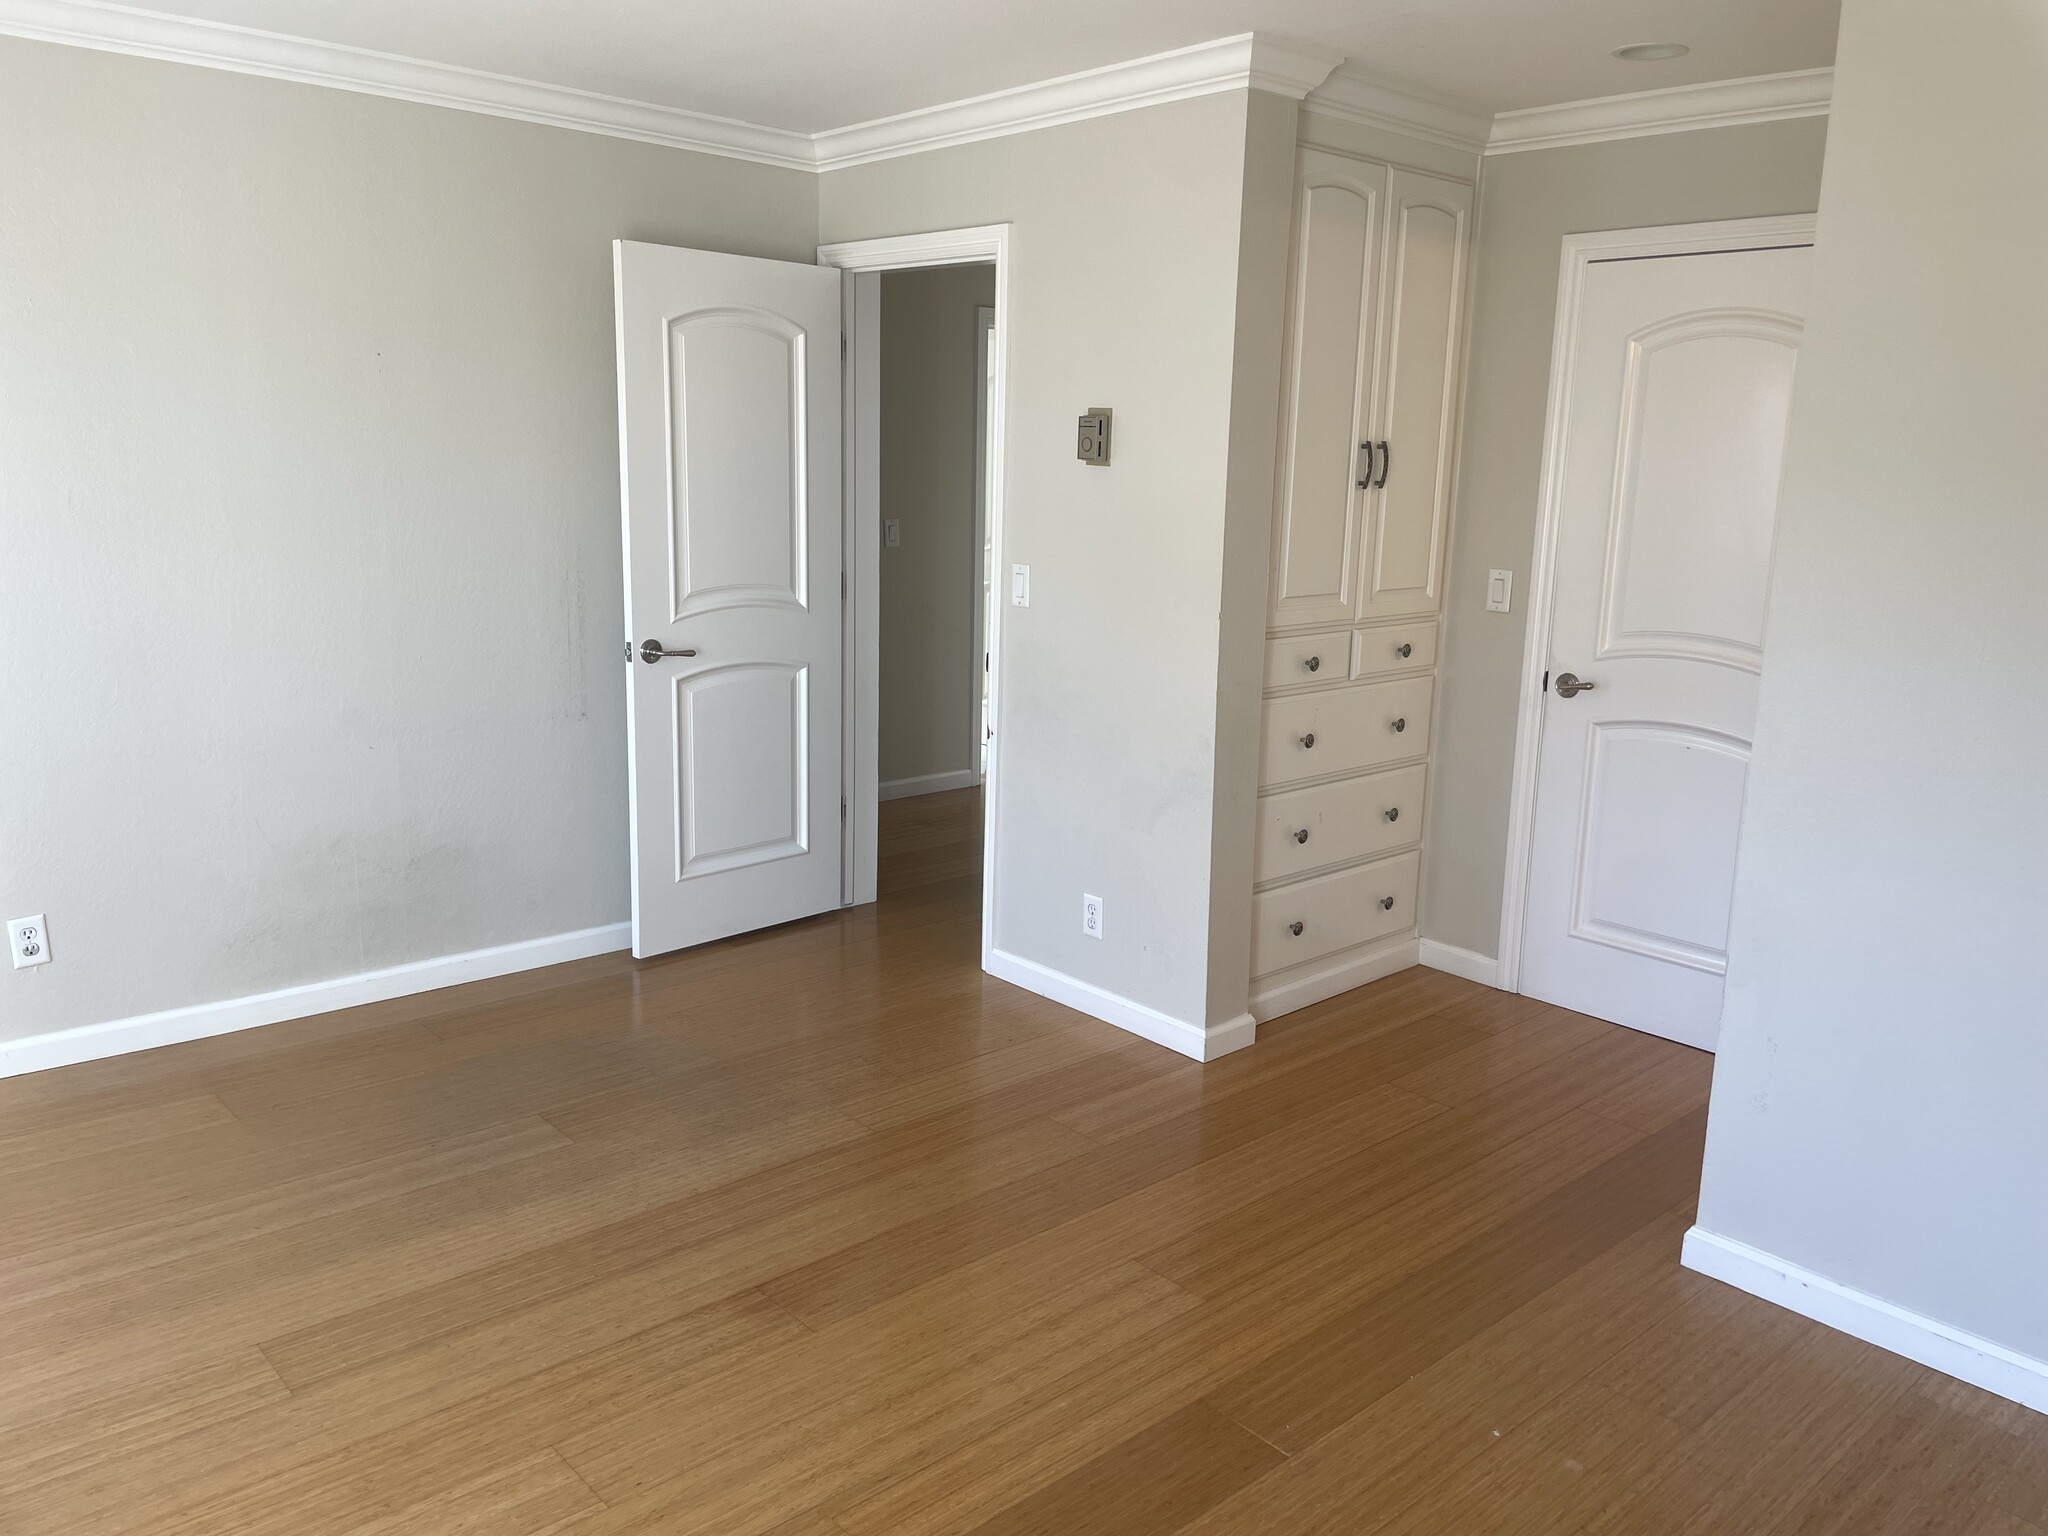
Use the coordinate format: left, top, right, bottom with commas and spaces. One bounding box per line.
0, 38, 817, 1043
821, 91, 1283, 1037
1422, 119, 1829, 958
878, 264, 996, 790
1697, 0, 2048, 1372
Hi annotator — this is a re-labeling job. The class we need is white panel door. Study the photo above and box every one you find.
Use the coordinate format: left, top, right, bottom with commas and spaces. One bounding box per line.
1521, 245, 1809, 1048
1268, 150, 1386, 628
1358, 169, 1470, 620
614, 241, 842, 958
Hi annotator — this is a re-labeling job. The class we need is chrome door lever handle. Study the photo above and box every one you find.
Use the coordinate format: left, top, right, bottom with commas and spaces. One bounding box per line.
1554, 671, 1596, 698
639, 639, 699, 663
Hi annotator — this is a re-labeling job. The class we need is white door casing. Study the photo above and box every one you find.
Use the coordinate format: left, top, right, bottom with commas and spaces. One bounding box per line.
614, 240, 844, 959
1514, 233, 1810, 1049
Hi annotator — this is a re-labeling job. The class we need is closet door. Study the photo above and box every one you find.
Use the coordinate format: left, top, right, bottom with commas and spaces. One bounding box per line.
1358, 169, 1471, 621
1268, 150, 1387, 629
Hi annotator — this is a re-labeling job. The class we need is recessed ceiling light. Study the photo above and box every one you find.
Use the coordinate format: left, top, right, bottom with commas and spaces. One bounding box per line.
1613, 42, 1691, 61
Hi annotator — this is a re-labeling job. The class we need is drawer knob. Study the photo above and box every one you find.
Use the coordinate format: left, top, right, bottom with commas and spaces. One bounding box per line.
1391, 717, 1406, 733
1396, 642, 1413, 659
1293, 828, 1309, 844
1304, 655, 1321, 672
1288, 920, 1305, 937
1300, 732, 1316, 749
1384, 806, 1400, 823
1380, 896, 1396, 911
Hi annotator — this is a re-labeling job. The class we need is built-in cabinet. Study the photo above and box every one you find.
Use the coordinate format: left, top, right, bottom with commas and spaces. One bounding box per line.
1251, 146, 1472, 1021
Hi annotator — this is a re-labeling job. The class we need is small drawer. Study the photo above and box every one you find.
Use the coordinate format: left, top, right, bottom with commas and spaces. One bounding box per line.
1351, 621, 1437, 679
1259, 676, 1434, 787
1264, 631, 1348, 691
1254, 762, 1426, 884
1252, 850, 1420, 977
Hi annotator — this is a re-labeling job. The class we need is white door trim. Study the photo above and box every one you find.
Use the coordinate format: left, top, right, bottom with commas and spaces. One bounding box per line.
972, 303, 996, 780
817, 225, 1010, 968
1494, 214, 1816, 993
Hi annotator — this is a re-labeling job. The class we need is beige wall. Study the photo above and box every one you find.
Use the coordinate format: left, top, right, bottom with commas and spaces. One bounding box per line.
0, 38, 816, 1042
878, 264, 996, 789
822, 91, 1282, 1035
1699, 0, 2048, 1364
1422, 117, 1830, 958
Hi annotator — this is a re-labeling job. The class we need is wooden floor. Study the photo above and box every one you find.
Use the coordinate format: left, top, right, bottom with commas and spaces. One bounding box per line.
3, 788, 2041, 1534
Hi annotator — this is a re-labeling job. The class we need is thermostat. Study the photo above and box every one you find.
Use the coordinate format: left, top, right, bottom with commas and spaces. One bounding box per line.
1076, 408, 1112, 466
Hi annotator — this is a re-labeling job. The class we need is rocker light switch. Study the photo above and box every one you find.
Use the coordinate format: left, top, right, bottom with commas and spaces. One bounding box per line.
1486, 569, 1514, 613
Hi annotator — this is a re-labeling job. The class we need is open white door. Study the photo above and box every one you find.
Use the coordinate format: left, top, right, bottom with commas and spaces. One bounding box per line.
1519, 243, 1809, 1048
614, 241, 843, 958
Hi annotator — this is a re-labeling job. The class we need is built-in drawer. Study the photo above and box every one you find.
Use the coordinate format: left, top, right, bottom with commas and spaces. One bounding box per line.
1351, 621, 1438, 679
1254, 762, 1427, 884
1259, 676, 1434, 787
1251, 849, 1420, 977
1263, 630, 1348, 692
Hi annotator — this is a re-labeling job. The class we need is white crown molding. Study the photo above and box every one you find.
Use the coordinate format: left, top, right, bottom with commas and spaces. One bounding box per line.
1487, 67, 1833, 155
811, 33, 1341, 172
1, 2, 1832, 174
1304, 65, 1492, 154
0, 0, 817, 168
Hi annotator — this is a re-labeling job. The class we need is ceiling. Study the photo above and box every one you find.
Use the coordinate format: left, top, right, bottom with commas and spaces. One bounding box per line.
139, 0, 1839, 134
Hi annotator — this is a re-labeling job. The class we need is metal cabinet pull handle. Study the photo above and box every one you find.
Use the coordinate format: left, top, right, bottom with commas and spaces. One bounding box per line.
1554, 672, 1596, 698
1293, 828, 1310, 844
1384, 807, 1399, 823
1396, 642, 1412, 659
1380, 896, 1396, 911
1374, 440, 1390, 489
1356, 442, 1374, 490
1288, 920, 1305, 937
1300, 732, 1316, 749
639, 639, 698, 663
1390, 717, 1406, 733
1305, 655, 1321, 673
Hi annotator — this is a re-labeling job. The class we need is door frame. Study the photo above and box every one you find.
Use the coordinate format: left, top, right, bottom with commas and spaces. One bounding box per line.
817, 225, 1010, 966
1493, 214, 1817, 993
971, 303, 996, 778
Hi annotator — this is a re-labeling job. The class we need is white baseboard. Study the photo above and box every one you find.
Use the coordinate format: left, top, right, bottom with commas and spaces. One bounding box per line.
0, 922, 632, 1079
1249, 934, 1419, 1023
878, 769, 981, 801
1418, 938, 1501, 988
1682, 1227, 2048, 1416
984, 948, 1253, 1062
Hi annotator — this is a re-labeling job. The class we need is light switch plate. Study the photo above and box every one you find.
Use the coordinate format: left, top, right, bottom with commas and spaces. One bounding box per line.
1010, 563, 1030, 607
884, 519, 901, 548
1486, 569, 1514, 613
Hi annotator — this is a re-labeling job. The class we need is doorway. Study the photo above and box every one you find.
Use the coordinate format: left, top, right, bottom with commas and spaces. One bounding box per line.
820, 227, 1010, 957
870, 263, 996, 895
1498, 217, 1815, 1050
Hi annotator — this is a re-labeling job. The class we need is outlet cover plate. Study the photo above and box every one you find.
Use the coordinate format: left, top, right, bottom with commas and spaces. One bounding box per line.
10, 914, 51, 969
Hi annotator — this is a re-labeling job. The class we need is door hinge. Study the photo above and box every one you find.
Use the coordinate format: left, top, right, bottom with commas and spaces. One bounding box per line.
841, 795, 847, 821
841, 332, 847, 361
841, 569, 847, 600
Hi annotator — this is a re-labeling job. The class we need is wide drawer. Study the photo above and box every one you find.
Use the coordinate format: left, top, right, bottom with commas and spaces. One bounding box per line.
1351, 620, 1438, 679
1254, 762, 1427, 884
1251, 850, 1420, 977
1259, 676, 1434, 787
1263, 630, 1349, 692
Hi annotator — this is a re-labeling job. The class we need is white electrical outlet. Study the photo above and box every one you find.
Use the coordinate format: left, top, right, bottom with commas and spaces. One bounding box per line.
10, 914, 51, 969
1081, 894, 1103, 939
